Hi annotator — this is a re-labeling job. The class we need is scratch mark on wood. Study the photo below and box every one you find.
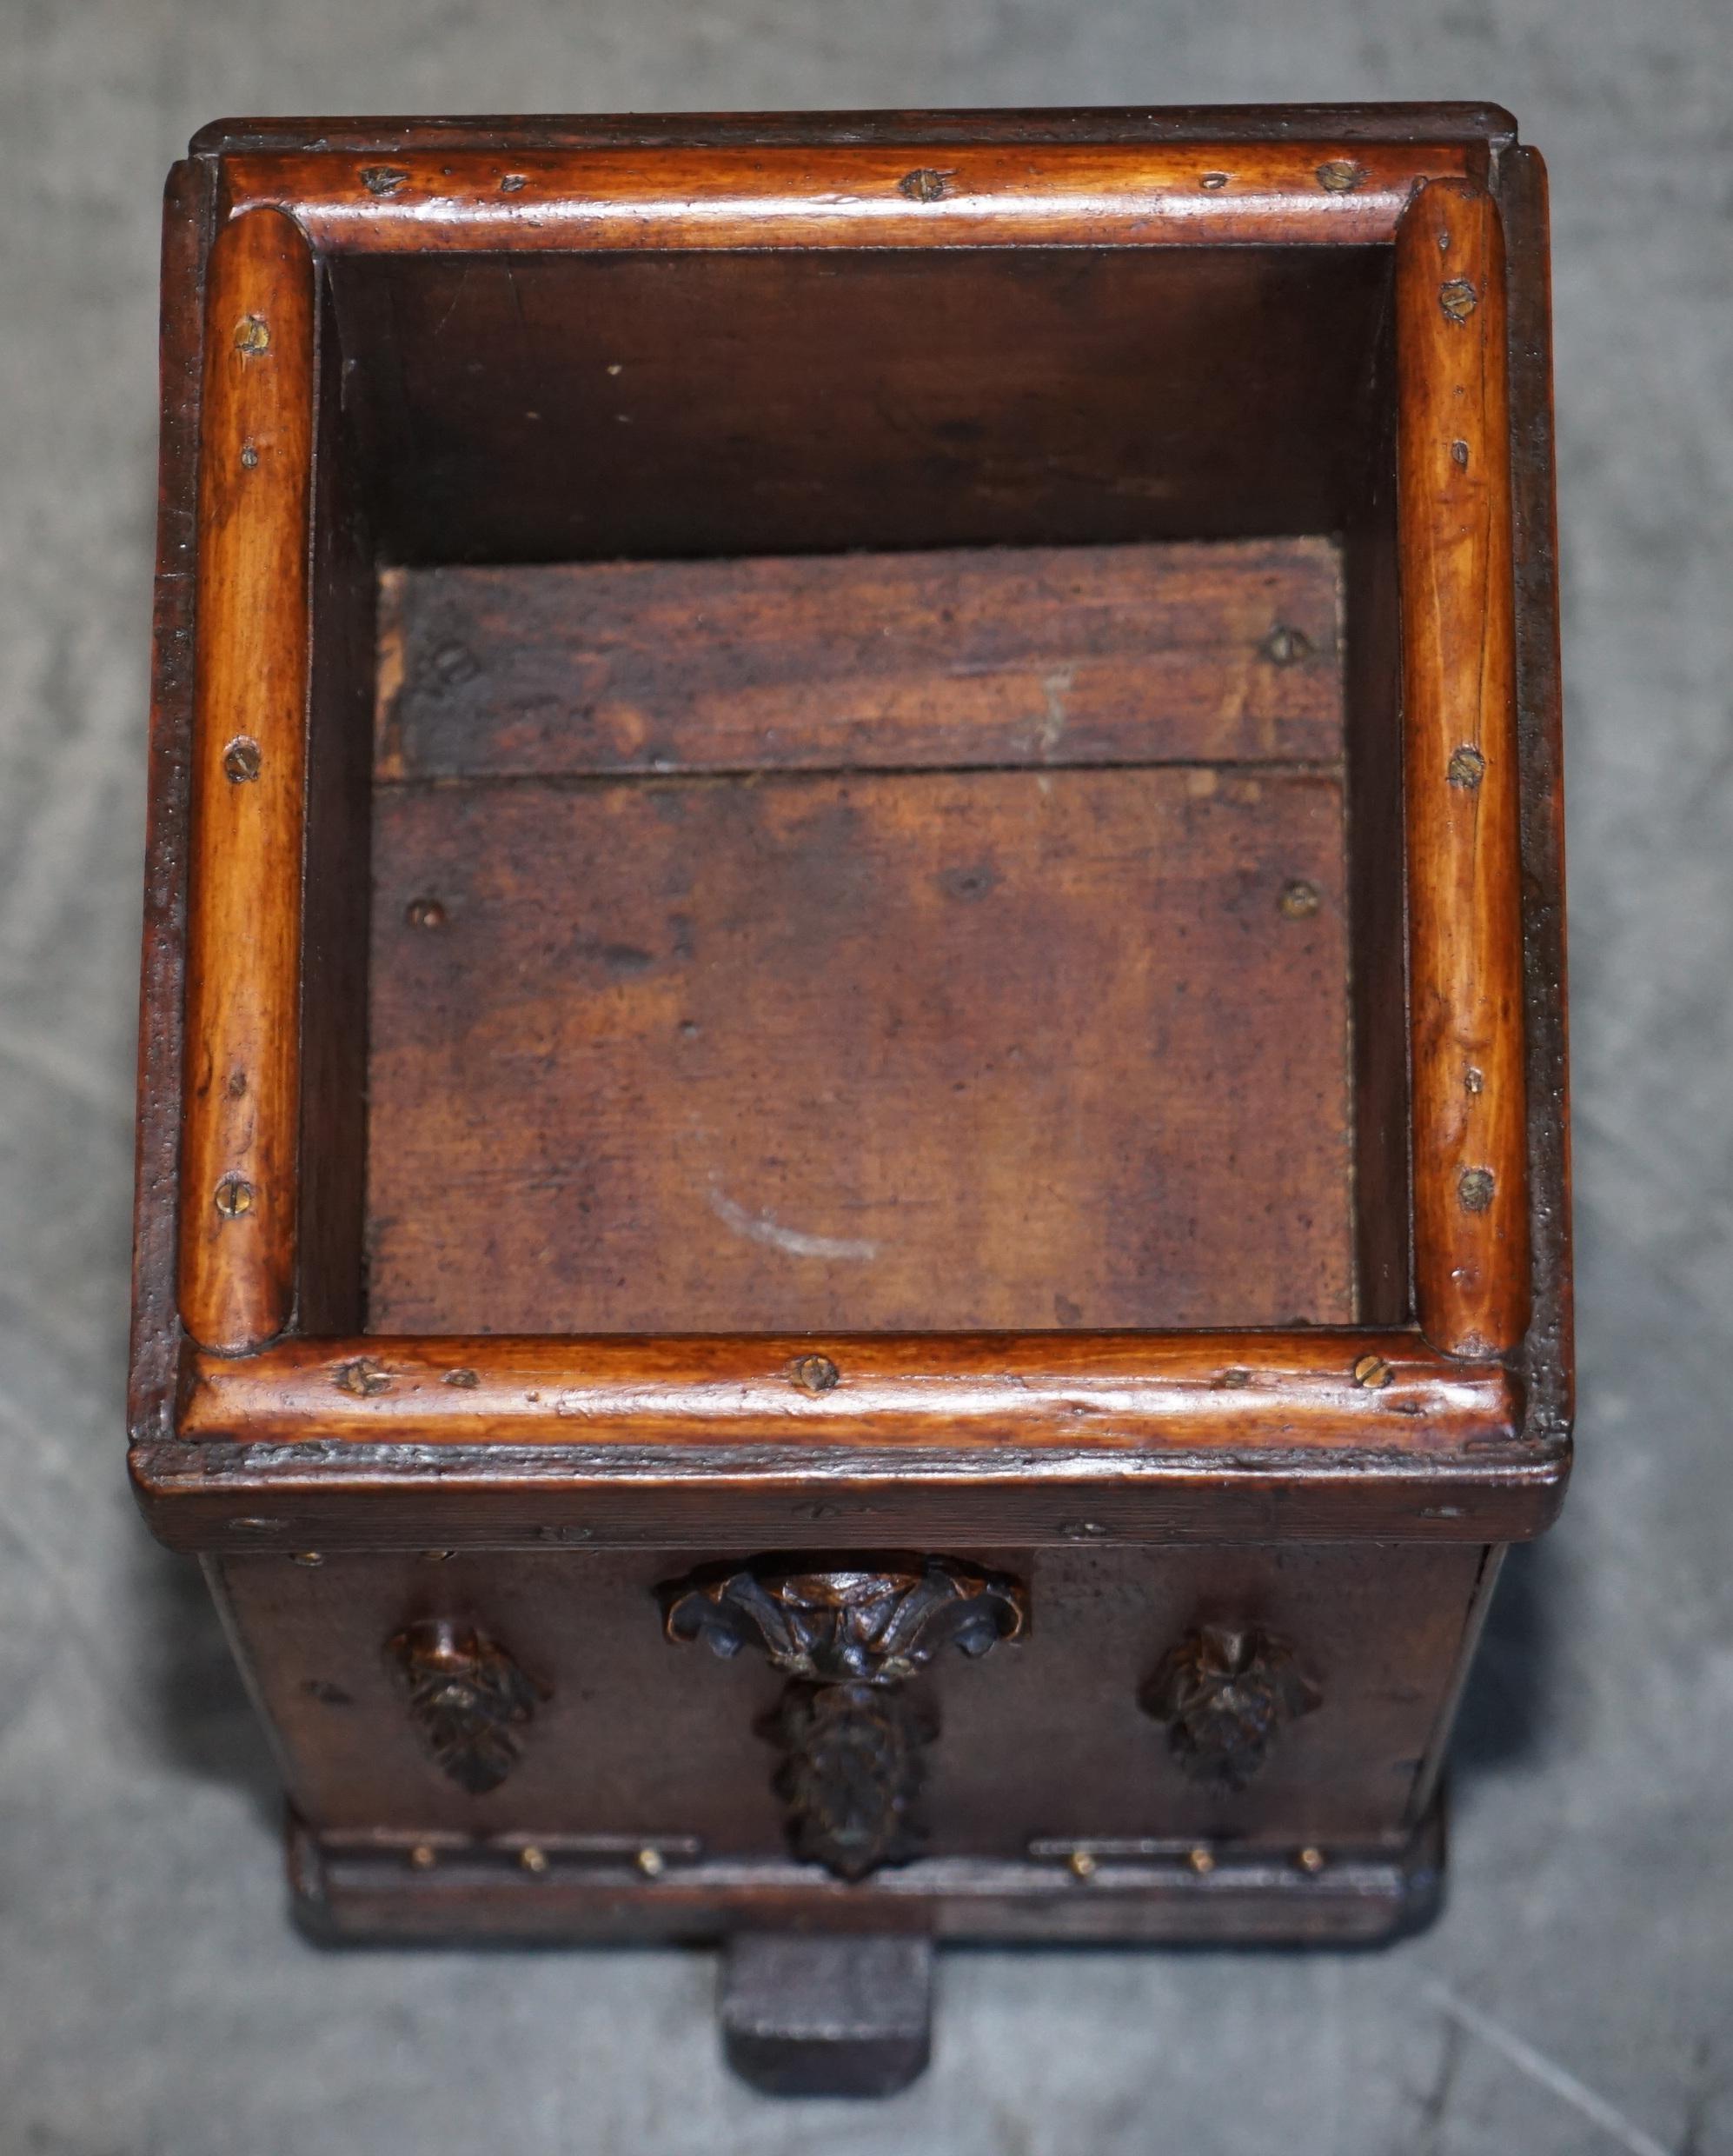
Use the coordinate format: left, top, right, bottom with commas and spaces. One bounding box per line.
708, 1186, 880, 1262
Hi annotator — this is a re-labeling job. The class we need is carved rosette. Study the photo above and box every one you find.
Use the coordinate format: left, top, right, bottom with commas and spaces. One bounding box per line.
1140, 1622, 1320, 1791
663, 1559, 1026, 1880
388, 1616, 547, 1795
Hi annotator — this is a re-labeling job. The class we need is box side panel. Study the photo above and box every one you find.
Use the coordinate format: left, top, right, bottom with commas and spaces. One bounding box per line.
1499, 145, 1573, 1442
130, 159, 212, 1443
212, 1542, 1486, 1854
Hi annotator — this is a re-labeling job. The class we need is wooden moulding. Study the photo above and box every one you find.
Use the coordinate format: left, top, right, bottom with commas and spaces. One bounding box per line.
130, 1334, 1565, 1553
179, 1331, 1515, 1450
150, 128, 1564, 1548
289, 1799, 1446, 1946
178, 208, 315, 1355
1396, 181, 1530, 1358
216, 141, 1477, 254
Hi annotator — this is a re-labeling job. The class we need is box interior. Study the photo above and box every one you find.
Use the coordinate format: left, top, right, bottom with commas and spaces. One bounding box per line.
298, 244, 1409, 1339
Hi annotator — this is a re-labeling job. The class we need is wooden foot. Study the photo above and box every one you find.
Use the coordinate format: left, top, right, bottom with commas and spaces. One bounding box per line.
719, 1933, 933, 2097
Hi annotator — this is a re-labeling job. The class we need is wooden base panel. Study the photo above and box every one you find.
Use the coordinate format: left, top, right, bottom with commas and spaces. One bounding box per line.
721, 1933, 934, 2096
289, 1802, 1444, 1948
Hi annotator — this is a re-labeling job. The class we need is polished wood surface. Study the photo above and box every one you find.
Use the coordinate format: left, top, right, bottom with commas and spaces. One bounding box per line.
1397, 181, 1530, 1358
178, 1328, 1518, 1448
177, 208, 315, 1354
219, 140, 1475, 254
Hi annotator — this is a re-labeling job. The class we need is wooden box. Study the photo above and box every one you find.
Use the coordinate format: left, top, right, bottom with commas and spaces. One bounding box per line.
133, 103, 1570, 2089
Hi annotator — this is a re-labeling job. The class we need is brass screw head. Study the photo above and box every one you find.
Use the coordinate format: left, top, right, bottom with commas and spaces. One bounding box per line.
405, 895, 447, 929
234, 314, 269, 355
635, 1847, 667, 1879
1439, 277, 1479, 322
1353, 1353, 1394, 1390
408, 1844, 437, 1872
1448, 744, 1486, 789
1458, 1167, 1497, 1213
360, 165, 410, 197
443, 1367, 481, 1388
213, 1173, 255, 1218
1067, 1850, 1099, 1880
1262, 623, 1312, 666
790, 1353, 840, 1394
334, 1357, 391, 1397
222, 735, 262, 783
1187, 1846, 1216, 1875
898, 168, 949, 202
1199, 170, 1230, 190
289, 1551, 323, 1567
1316, 159, 1366, 193
1278, 879, 1321, 920
1297, 1846, 1327, 1874
519, 1845, 549, 1875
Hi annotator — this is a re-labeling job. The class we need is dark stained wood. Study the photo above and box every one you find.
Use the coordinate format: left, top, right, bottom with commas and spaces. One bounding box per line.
295, 275, 375, 1335
292, 1814, 1444, 1945
1396, 182, 1530, 1358
1340, 289, 1413, 1327
211, 1542, 1482, 1847
134, 1426, 1567, 1554
220, 141, 1476, 255
367, 764, 1353, 1334
178, 208, 315, 1354
130, 156, 213, 1445
188, 105, 1516, 157
1502, 145, 1575, 1442
720, 1934, 933, 2099
379, 540, 1343, 782
331, 246, 1396, 565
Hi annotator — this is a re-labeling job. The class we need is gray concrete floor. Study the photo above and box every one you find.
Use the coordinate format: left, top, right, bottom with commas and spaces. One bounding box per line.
3, 3, 1730, 2151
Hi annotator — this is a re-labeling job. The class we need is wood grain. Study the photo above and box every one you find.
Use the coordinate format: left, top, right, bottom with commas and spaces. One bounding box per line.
333, 246, 1394, 567
218, 141, 1475, 255
1397, 181, 1530, 1358
177, 208, 315, 1354
366, 764, 1353, 1334
177, 1329, 1517, 1450
378, 541, 1342, 781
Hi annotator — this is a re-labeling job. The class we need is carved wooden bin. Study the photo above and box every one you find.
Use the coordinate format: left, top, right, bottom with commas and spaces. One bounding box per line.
133, 104, 1570, 2095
